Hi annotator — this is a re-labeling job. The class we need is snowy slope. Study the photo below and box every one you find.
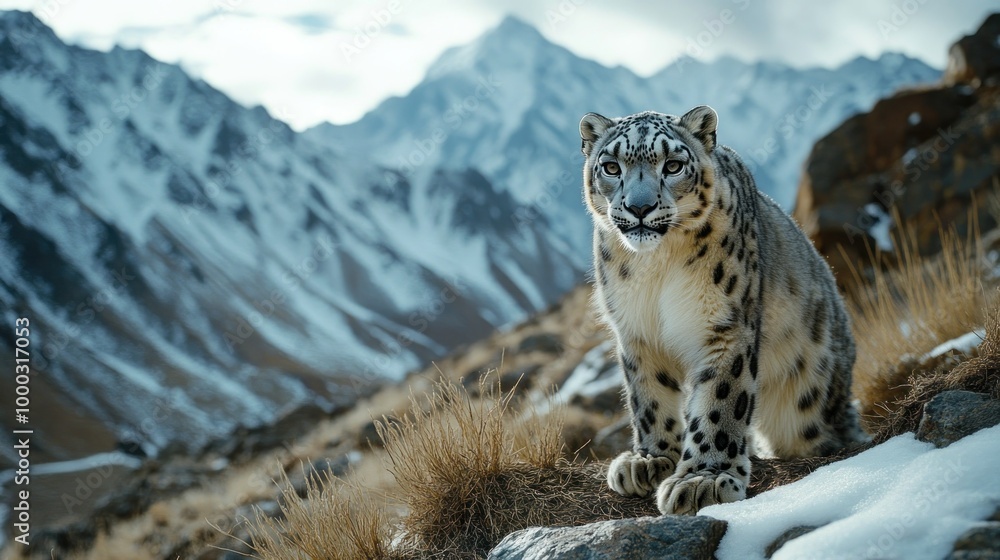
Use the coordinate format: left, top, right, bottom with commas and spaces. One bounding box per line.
0, 11, 577, 461
0, 12, 940, 463
308, 17, 940, 259
703, 426, 1000, 560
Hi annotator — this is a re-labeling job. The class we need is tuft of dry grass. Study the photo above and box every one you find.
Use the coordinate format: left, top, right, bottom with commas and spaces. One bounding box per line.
242, 378, 660, 560
242, 467, 398, 560
845, 214, 989, 427
873, 296, 1000, 441
238, 212, 1000, 560
378, 378, 658, 558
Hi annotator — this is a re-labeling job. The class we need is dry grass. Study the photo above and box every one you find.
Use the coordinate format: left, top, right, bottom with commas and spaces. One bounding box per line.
379, 379, 660, 558
243, 379, 662, 560
242, 468, 397, 560
873, 296, 1000, 441
845, 213, 990, 427
237, 215, 1000, 560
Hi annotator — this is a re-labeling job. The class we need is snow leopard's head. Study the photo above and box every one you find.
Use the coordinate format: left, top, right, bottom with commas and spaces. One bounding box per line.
581, 106, 718, 253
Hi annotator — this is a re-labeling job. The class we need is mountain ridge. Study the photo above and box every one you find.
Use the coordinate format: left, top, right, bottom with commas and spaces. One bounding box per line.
0, 10, 575, 466
308, 16, 940, 259
0, 9, 939, 468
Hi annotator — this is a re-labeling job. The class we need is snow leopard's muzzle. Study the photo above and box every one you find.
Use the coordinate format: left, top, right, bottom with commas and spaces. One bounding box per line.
607, 175, 676, 251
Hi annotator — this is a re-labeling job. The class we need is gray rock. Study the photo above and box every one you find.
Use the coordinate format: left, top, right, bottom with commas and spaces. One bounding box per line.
953, 523, 1000, 551
916, 391, 1000, 448
765, 525, 819, 558
516, 333, 564, 355
285, 455, 354, 499
487, 515, 727, 560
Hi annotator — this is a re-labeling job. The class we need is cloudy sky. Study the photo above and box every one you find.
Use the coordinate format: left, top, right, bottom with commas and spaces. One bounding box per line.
1, 1, 994, 129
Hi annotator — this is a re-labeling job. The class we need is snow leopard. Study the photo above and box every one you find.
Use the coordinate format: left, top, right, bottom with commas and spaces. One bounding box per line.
580, 106, 867, 515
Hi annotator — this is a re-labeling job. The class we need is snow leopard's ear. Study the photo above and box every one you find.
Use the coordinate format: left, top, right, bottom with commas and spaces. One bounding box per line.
580, 113, 613, 157
679, 105, 718, 153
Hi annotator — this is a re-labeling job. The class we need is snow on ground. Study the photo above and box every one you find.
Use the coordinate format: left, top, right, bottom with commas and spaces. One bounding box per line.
864, 203, 894, 252
555, 341, 618, 403
702, 425, 1000, 560
923, 329, 987, 360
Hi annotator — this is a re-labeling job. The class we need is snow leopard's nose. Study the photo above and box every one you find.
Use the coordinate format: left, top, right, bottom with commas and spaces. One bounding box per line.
623, 172, 659, 219
625, 202, 657, 219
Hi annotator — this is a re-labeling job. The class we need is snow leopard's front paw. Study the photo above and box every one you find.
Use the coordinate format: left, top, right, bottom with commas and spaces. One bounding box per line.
607, 451, 677, 498
656, 470, 746, 514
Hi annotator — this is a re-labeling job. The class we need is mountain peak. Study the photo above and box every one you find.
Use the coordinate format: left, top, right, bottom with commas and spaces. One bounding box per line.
0, 8, 38, 25
490, 15, 544, 40
0, 9, 56, 41
425, 15, 548, 79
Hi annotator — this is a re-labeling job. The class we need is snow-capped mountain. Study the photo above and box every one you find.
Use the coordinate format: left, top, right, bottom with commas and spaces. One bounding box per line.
0, 11, 577, 462
309, 16, 940, 258
0, 12, 938, 464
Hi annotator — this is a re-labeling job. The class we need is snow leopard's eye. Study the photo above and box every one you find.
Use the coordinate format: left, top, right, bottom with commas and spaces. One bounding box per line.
663, 160, 683, 175
601, 161, 621, 177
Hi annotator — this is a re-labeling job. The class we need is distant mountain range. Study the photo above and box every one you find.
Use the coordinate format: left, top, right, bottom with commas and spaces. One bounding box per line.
0, 11, 939, 465
309, 16, 940, 258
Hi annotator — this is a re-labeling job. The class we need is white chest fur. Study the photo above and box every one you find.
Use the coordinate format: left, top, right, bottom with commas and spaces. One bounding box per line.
602, 239, 720, 376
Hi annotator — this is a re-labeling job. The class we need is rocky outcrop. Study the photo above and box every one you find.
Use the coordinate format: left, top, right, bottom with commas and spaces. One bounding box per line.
946, 510, 1000, 560
793, 13, 1000, 284
486, 515, 727, 560
917, 390, 1000, 447
944, 14, 1000, 87
765, 526, 819, 558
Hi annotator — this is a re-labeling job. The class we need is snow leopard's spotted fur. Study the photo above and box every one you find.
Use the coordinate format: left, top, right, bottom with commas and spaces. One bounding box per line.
580, 106, 867, 515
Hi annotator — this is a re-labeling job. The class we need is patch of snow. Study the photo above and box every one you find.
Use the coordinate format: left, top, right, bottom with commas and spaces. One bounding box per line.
864, 203, 894, 251
923, 329, 986, 360
908, 111, 922, 125
703, 426, 1000, 560
902, 148, 919, 166
556, 341, 618, 402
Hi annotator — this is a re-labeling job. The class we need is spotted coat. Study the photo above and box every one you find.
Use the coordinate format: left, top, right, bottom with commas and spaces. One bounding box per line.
580, 107, 867, 515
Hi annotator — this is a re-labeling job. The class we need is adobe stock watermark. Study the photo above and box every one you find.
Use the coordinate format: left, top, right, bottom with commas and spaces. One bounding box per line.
864, 457, 970, 558
181, 106, 296, 224
223, 233, 338, 350
673, 0, 752, 73
546, 0, 589, 29
745, 84, 833, 170
34, 267, 136, 370
340, 0, 412, 64
214, 0, 244, 18
878, 0, 934, 39
395, 74, 501, 176
52, 64, 168, 178
60, 456, 118, 515
842, 125, 959, 245
27, 0, 73, 25
358, 275, 467, 382
512, 153, 581, 233
4, 3, 71, 51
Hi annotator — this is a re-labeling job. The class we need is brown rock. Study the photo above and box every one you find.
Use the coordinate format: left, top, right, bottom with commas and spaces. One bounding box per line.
766, 525, 819, 558
916, 390, 1000, 448
794, 14, 1000, 286
944, 14, 1000, 87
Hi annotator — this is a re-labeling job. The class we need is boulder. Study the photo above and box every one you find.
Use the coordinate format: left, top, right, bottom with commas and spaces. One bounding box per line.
463, 365, 539, 397
917, 390, 1000, 448
486, 515, 727, 560
947, 516, 1000, 560
944, 14, 1000, 87
765, 525, 819, 558
516, 333, 565, 355
793, 13, 1000, 286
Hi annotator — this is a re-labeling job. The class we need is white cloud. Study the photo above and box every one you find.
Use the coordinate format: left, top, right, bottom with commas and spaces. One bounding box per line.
1, 0, 994, 129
